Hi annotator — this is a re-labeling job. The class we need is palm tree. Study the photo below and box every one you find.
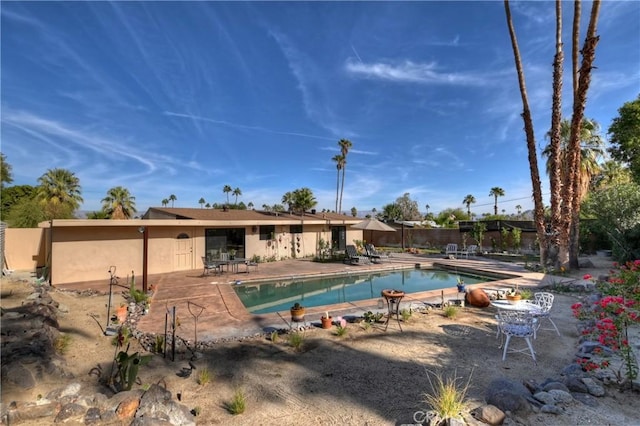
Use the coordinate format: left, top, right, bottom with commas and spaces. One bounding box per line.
504, 0, 548, 265
282, 191, 294, 212
223, 185, 232, 205
425, 204, 430, 215
198, 197, 206, 208
36, 168, 83, 219
232, 187, 242, 205
543, 118, 604, 202
593, 161, 631, 189
161, 198, 169, 207
290, 187, 317, 215
101, 186, 136, 219
544, 118, 605, 269
462, 194, 476, 217
332, 154, 344, 212
247, 202, 254, 210
168, 194, 177, 207
489, 187, 505, 215
516, 205, 522, 217
338, 139, 352, 214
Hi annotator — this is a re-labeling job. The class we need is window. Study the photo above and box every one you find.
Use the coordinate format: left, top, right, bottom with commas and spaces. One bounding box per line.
260, 225, 275, 240
290, 224, 303, 234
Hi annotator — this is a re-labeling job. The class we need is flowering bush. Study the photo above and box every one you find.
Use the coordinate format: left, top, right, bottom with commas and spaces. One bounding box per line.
572, 260, 640, 388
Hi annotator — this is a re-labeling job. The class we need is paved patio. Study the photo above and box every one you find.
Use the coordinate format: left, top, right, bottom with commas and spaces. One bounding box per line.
53, 254, 547, 341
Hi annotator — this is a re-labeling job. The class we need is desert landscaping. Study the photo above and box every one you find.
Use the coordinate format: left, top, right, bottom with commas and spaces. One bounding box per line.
1, 255, 639, 425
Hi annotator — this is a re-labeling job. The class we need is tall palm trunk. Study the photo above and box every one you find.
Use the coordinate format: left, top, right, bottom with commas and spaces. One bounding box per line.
566, 0, 601, 269
335, 167, 340, 212
504, 0, 548, 265
549, 0, 565, 269
339, 165, 346, 214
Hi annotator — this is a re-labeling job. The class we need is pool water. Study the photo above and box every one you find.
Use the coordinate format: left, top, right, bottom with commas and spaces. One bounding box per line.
234, 268, 497, 314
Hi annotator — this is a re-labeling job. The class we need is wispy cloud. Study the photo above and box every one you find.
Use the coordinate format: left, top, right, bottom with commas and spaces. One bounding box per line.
345, 59, 488, 86
164, 111, 335, 141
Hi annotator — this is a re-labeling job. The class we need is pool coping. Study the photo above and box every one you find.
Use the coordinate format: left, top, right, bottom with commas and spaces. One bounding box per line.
131, 256, 546, 342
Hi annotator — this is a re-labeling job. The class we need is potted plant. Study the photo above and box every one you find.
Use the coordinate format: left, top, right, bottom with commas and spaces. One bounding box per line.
290, 302, 305, 322
321, 311, 332, 329
229, 249, 237, 260
456, 277, 466, 293
506, 286, 522, 304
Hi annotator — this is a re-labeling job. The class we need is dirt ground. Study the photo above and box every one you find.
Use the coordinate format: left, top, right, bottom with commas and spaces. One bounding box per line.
1, 257, 639, 425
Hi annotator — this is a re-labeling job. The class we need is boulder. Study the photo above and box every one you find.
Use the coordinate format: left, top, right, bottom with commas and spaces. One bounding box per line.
465, 289, 490, 308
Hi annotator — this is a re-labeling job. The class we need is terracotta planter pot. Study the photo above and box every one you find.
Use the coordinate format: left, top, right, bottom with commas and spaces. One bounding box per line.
290, 307, 305, 322
321, 316, 333, 329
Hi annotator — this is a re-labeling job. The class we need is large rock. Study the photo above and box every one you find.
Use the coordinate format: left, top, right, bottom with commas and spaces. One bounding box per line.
465, 289, 490, 308
485, 378, 533, 415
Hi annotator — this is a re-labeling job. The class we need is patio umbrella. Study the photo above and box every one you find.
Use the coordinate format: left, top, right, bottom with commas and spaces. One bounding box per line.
350, 218, 396, 244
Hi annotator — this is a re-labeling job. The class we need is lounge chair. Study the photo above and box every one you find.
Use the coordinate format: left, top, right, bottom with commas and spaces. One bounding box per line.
365, 244, 387, 263
445, 243, 458, 259
344, 245, 369, 265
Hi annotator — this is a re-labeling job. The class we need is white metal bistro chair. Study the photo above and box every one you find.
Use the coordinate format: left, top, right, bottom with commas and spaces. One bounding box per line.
496, 310, 537, 364
445, 243, 458, 259
531, 292, 560, 337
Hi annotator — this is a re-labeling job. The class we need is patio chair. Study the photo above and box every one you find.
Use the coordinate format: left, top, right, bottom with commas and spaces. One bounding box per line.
445, 243, 458, 259
531, 292, 560, 337
365, 244, 385, 263
462, 245, 477, 259
202, 256, 221, 276
497, 310, 537, 364
244, 259, 259, 273
344, 245, 368, 265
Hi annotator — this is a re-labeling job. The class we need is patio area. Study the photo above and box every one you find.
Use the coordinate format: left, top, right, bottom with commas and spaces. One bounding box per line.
53, 253, 546, 341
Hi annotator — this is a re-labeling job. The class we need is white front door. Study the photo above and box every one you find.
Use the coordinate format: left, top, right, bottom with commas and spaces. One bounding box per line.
175, 238, 193, 270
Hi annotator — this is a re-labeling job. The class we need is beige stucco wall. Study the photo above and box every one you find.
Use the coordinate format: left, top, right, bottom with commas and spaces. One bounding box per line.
3, 220, 366, 285
4, 228, 47, 272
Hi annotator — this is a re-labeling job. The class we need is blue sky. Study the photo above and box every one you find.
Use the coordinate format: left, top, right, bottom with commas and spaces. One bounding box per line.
1, 1, 639, 217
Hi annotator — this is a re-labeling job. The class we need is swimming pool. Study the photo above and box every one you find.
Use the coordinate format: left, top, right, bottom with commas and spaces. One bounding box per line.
234, 268, 498, 314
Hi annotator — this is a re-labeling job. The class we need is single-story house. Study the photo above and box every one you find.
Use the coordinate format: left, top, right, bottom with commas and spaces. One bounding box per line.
5, 208, 366, 287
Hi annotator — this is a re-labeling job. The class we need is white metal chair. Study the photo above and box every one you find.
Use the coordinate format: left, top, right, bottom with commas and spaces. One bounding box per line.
531, 292, 560, 336
445, 243, 458, 259
497, 310, 537, 364
463, 245, 477, 259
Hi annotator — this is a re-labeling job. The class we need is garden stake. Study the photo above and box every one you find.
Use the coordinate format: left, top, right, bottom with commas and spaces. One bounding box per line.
187, 301, 206, 347
164, 311, 168, 359
172, 306, 176, 362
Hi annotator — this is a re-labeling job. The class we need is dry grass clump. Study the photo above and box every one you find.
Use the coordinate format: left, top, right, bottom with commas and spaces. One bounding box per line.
422, 369, 471, 421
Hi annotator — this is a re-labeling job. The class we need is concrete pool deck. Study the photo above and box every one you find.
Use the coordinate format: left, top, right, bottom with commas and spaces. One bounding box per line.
53, 253, 551, 341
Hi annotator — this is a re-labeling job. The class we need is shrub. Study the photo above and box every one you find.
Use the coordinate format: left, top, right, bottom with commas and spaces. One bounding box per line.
443, 305, 458, 319
54, 334, 72, 355
197, 367, 211, 386
288, 331, 305, 351
226, 388, 246, 415
400, 308, 412, 322
422, 370, 471, 421
335, 324, 348, 337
